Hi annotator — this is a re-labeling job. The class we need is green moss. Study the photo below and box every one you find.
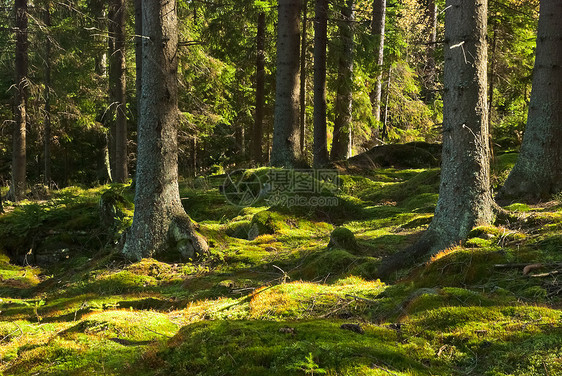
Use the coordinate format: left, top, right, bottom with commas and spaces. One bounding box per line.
147, 320, 441, 376
327, 227, 358, 251
504, 203, 532, 212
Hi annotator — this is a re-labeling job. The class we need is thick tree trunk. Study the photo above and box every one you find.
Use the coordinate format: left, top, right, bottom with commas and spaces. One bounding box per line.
253, 12, 266, 165
299, 0, 308, 155
370, 0, 385, 126
122, 0, 208, 262
501, 1, 562, 199
43, 1, 52, 187
378, 0, 493, 279
271, 0, 303, 167
109, 0, 128, 183
331, 0, 355, 161
312, 0, 329, 167
11, 0, 28, 201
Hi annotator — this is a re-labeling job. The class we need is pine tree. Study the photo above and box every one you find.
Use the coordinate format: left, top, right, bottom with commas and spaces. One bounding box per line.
271, 0, 303, 167
500, 0, 562, 199
122, 0, 208, 261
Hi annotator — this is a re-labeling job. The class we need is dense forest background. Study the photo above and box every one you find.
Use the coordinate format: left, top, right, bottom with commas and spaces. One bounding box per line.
0, 0, 539, 188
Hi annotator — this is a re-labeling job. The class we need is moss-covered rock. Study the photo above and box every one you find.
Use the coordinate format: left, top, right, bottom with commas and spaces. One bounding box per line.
250, 210, 287, 237
327, 227, 358, 251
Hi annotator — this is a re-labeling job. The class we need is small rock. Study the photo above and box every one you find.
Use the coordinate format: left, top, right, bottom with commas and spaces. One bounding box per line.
279, 327, 296, 335
340, 323, 364, 334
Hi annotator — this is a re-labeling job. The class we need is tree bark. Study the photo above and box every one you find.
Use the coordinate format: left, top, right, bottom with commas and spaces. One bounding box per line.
271, 0, 303, 167
312, 0, 329, 167
425, 0, 437, 103
122, 0, 208, 261
500, 1, 562, 199
109, 0, 128, 183
11, 0, 28, 201
299, 0, 308, 155
331, 0, 355, 161
378, 0, 493, 279
370, 0, 386, 126
135, 0, 142, 132
253, 12, 266, 165
43, 1, 52, 187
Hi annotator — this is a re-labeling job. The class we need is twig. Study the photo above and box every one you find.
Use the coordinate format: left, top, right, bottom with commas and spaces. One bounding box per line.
530, 271, 560, 278
272, 264, 290, 283
145, 327, 172, 339
0, 324, 23, 343
345, 294, 378, 304
319, 299, 354, 318
371, 364, 400, 376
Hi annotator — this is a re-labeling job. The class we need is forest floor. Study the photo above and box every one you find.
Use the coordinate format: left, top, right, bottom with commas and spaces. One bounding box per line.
1, 151, 562, 375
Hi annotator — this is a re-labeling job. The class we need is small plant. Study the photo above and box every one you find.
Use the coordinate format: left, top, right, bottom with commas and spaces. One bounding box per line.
289, 353, 326, 376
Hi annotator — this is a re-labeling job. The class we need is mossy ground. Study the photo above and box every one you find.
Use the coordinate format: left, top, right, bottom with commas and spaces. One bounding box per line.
1, 159, 562, 375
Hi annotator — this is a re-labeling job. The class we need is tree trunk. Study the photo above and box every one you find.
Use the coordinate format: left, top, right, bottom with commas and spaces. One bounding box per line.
299, 0, 308, 155
425, 0, 437, 103
378, 0, 493, 279
135, 0, 142, 130
331, 0, 355, 161
122, 0, 208, 262
500, 1, 562, 199
312, 0, 329, 167
381, 67, 391, 140
109, 0, 128, 183
253, 12, 266, 165
271, 0, 303, 167
370, 0, 385, 127
488, 22, 497, 163
43, 1, 52, 187
11, 0, 28, 201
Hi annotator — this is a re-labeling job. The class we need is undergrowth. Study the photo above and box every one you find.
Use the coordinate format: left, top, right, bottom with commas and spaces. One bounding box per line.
1, 157, 562, 375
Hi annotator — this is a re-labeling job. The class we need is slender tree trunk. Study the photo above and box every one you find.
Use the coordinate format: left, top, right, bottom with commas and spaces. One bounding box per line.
11, 0, 28, 201
109, 0, 128, 183
135, 0, 142, 126
425, 0, 437, 103
370, 0, 386, 127
331, 0, 355, 161
43, 1, 52, 187
254, 12, 266, 165
122, 0, 208, 261
488, 22, 497, 162
271, 0, 303, 167
501, 1, 562, 199
299, 0, 308, 155
381, 67, 391, 140
378, 0, 493, 278
107, 3, 116, 176
312, 0, 329, 167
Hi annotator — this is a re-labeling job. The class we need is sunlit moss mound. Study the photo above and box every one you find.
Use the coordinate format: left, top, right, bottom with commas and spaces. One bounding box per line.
409, 247, 508, 287
296, 249, 380, 281
150, 320, 445, 376
405, 305, 562, 376
248, 277, 385, 320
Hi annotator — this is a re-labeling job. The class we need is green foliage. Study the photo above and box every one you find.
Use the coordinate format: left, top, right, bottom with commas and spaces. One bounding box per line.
2, 161, 562, 375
